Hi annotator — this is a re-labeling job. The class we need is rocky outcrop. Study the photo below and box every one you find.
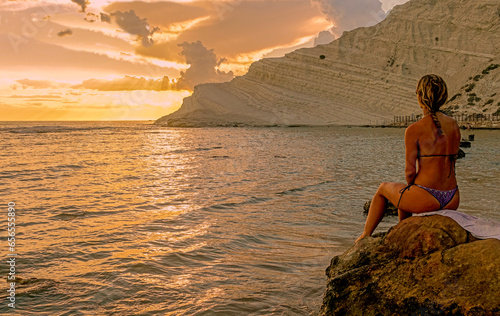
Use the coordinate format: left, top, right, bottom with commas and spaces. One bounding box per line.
156, 0, 500, 127
320, 215, 500, 315
363, 200, 398, 216
445, 63, 500, 120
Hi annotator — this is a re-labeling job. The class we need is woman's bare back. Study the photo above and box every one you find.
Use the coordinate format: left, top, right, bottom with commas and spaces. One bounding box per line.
406, 112, 460, 190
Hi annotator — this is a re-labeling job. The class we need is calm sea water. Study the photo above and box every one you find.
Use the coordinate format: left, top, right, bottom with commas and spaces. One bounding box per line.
0, 121, 499, 315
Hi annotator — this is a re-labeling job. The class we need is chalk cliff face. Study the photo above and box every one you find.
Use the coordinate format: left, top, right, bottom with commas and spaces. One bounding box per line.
156, 0, 500, 127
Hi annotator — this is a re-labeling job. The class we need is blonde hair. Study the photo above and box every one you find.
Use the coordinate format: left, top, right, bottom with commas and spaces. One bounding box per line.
416, 74, 448, 135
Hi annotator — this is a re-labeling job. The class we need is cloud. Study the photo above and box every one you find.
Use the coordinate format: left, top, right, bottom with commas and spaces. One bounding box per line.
16, 79, 70, 89
104, 1, 208, 30
0, 34, 179, 81
111, 10, 159, 47
13, 40, 233, 92
73, 75, 173, 91
57, 29, 73, 37
100, 12, 111, 23
70, 0, 89, 13
314, 30, 335, 46
176, 41, 233, 90
380, 0, 410, 12
84, 12, 98, 23
110, 0, 330, 64
8, 94, 62, 99
0, 5, 147, 76
178, 0, 331, 58
312, 0, 387, 36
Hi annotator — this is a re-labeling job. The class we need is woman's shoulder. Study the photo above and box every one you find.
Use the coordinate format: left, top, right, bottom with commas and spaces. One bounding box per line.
438, 112, 460, 132
405, 121, 426, 143
406, 117, 429, 134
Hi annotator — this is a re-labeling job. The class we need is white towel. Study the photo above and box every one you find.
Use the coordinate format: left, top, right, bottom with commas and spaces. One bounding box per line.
414, 210, 500, 240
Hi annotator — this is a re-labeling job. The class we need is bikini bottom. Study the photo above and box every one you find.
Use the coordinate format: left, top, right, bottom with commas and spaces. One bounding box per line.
397, 184, 458, 209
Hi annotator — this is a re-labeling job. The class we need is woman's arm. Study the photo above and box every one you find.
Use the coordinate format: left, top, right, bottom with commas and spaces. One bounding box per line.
404, 126, 418, 184
455, 121, 461, 148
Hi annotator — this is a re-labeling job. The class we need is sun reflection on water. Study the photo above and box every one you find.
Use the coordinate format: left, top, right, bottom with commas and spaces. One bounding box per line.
1, 123, 498, 315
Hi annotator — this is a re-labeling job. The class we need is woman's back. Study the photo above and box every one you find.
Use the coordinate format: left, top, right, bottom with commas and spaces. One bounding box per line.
409, 112, 460, 190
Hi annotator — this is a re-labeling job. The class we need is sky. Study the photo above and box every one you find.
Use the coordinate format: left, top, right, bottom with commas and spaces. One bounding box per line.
0, 0, 409, 121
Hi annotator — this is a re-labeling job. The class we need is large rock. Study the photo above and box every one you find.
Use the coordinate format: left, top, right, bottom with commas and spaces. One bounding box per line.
156, 0, 500, 127
320, 215, 500, 315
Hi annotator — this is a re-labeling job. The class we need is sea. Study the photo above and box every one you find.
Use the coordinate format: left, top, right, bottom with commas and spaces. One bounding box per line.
0, 121, 499, 315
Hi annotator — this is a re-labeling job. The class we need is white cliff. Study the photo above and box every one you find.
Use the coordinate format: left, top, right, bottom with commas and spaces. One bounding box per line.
156, 0, 500, 127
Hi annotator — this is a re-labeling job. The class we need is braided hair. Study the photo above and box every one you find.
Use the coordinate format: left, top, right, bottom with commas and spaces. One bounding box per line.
416, 74, 448, 135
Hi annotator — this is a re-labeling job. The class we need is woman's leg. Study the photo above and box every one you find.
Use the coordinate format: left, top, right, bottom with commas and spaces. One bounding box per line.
356, 182, 441, 243
398, 209, 412, 221
356, 182, 406, 242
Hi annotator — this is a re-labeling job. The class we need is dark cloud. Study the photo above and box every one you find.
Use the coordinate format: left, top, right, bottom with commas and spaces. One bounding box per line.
84, 12, 98, 23
70, 0, 89, 13
100, 12, 111, 23
176, 41, 234, 90
57, 29, 73, 37
111, 10, 159, 47
312, 0, 387, 36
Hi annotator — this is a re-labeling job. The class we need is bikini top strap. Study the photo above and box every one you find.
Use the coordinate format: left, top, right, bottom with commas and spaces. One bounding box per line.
417, 153, 458, 178
418, 153, 458, 158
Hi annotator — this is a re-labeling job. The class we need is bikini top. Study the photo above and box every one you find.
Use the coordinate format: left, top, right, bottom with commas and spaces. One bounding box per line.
418, 153, 459, 177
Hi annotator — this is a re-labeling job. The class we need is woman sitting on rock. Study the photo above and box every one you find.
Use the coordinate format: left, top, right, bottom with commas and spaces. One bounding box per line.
356, 74, 461, 243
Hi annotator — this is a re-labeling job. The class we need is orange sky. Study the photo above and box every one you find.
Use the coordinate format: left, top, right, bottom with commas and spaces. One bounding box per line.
0, 0, 406, 121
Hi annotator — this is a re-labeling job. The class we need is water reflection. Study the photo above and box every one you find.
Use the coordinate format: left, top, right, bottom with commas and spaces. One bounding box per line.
0, 123, 498, 315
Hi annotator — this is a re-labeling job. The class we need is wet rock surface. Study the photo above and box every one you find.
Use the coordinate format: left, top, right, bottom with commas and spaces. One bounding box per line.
363, 200, 398, 216
320, 215, 500, 315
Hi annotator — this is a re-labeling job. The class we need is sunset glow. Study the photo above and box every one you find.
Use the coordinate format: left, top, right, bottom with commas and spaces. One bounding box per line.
0, 0, 334, 120
0, 0, 404, 120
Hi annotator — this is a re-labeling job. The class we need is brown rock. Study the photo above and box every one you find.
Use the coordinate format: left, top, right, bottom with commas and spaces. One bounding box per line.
384, 215, 469, 258
363, 200, 398, 216
320, 215, 500, 315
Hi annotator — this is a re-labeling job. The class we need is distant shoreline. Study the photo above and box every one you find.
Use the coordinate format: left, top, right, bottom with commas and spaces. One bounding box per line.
2, 120, 499, 130
376, 123, 500, 130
